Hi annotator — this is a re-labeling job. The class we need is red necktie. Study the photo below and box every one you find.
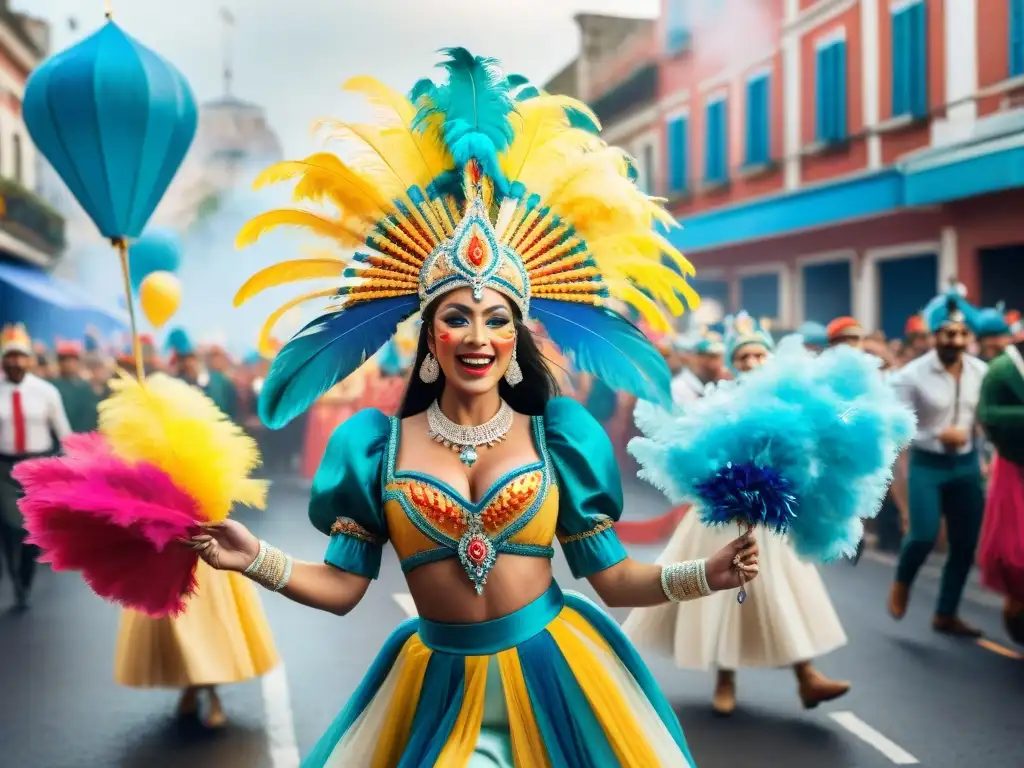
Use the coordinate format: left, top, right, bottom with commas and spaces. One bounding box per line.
11, 390, 26, 455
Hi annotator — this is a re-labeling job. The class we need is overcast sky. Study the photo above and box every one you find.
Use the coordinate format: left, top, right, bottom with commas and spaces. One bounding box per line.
20, 0, 658, 157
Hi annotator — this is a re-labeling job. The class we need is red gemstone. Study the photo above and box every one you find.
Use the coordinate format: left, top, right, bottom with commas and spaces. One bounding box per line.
466, 537, 488, 565
467, 234, 485, 267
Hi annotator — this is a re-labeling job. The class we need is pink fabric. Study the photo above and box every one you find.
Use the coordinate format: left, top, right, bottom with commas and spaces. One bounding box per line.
13, 432, 202, 617
979, 455, 1024, 603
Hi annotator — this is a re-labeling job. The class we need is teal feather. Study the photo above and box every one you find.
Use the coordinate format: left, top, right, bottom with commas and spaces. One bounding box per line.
409, 78, 435, 102
413, 47, 516, 193
258, 296, 418, 429
506, 74, 530, 87
531, 298, 672, 407
515, 85, 541, 101
566, 106, 601, 134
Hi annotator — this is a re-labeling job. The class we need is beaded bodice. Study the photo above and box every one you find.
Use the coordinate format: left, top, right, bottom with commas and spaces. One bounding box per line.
381, 415, 558, 593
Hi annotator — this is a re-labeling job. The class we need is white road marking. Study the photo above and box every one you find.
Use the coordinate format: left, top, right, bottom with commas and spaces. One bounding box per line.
261, 664, 301, 768
829, 711, 919, 764
393, 592, 418, 618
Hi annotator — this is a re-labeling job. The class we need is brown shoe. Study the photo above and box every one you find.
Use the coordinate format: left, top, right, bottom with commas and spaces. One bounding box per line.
888, 582, 910, 620
712, 669, 736, 716
932, 615, 982, 638
203, 687, 227, 729
176, 687, 199, 718
794, 663, 851, 710
1005, 599, 1024, 646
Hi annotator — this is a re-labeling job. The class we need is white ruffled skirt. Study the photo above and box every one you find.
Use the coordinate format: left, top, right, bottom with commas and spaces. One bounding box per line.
622, 511, 847, 670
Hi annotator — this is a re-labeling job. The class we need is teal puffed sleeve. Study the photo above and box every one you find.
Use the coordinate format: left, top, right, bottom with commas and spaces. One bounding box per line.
308, 408, 390, 579
544, 396, 628, 578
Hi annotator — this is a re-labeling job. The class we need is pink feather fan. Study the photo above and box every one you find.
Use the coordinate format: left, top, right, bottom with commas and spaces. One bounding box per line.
14, 433, 204, 617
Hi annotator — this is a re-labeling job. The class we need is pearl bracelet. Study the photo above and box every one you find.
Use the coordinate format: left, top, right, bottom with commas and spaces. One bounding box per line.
661, 560, 712, 602
244, 540, 294, 592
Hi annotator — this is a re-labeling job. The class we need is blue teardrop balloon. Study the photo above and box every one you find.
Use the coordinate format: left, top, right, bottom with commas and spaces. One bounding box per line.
129, 228, 181, 291
23, 21, 198, 240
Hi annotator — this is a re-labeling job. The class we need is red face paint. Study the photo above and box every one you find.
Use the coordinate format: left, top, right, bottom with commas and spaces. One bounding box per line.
437, 332, 452, 343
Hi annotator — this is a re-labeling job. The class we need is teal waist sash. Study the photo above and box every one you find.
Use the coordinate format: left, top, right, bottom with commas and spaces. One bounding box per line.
417, 581, 564, 656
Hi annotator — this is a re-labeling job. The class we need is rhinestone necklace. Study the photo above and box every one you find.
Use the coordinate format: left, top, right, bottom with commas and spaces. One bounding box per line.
426, 400, 514, 467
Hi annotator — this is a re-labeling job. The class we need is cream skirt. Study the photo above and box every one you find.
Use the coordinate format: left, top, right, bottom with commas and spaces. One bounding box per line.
622, 511, 847, 670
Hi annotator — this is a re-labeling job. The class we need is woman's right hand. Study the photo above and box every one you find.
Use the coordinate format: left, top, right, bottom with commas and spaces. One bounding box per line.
187, 520, 261, 572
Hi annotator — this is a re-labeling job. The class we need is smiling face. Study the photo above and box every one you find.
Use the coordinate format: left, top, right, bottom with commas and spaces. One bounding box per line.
428, 287, 517, 398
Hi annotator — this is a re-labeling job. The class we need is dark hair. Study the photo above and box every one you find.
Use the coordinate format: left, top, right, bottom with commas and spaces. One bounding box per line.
398, 299, 560, 418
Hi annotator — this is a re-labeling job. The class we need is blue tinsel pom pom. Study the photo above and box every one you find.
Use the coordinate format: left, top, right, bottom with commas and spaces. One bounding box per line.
694, 461, 799, 534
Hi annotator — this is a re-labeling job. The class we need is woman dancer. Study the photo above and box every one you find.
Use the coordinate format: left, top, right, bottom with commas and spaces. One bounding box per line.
623, 313, 849, 715
187, 53, 759, 765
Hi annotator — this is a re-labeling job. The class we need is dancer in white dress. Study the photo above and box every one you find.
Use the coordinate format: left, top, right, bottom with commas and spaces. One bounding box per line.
623, 314, 850, 715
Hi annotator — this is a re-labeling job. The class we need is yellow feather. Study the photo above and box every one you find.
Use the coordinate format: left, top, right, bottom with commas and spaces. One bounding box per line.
605, 279, 672, 332
235, 209, 362, 249
234, 258, 348, 307
501, 97, 601, 182
258, 288, 339, 358
600, 259, 701, 315
588, 231, 695, 276
254, 154, 391, 218
340, 76, 452, 181
99, 373, 268, 521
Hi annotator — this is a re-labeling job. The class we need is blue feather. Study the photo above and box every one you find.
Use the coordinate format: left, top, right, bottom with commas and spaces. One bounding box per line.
258, 295, 418, 429
506, 74, 530, 88
414, 47, 516, 193
629, 338, 917, 561
409, 78, 436, 102
515, 85, 541, 101
531, 298, 672, 407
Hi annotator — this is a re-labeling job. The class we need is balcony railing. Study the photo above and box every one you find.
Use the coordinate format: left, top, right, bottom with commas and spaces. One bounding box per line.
0, 177, 67, 256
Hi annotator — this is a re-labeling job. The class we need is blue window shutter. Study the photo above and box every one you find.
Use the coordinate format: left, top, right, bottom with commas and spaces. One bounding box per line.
815, 47, 828, 141
1011, 0, 1024, 77
720, 99, 729, 178
745, 79, 756, 165
746, 75, 769, 165
759, 76, 770, 162
668, 117, 688, 192
910, 2, 928, 117
704, 102, 715, 181
834, 41, 848, 140
892, 7, 908, 116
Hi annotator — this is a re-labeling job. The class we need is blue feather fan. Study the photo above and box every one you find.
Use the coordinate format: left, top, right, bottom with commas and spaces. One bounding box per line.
259, 295, 418, 430
531, 298, 673, 408
629, 336, 916, 561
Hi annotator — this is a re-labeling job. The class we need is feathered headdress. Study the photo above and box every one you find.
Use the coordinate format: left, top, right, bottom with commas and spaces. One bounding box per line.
235, 48, 700, 428
723, 311, 773, 372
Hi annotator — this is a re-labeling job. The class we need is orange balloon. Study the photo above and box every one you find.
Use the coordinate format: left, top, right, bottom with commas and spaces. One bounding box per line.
139, 271, 181, 328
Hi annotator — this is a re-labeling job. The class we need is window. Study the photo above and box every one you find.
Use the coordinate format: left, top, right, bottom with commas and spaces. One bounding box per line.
704, 97, 728, 184
641, 143, 655, 194
815, 37, 848, 144
665, 0, 691, 55
745, 73, 770, 166
892, 1, 928, 118
667, 115, 689, 193
1012, 0, 1024, 77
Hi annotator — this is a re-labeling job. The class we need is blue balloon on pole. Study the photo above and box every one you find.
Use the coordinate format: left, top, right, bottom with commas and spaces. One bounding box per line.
23, 20, 198, 241
129, 228, 181, 291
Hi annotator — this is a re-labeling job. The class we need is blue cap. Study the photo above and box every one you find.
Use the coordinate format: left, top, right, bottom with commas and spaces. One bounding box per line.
796, 321, 829, 347
164, 327, 195, 356
974, 303, 1011, 339
922, 285, 979, 333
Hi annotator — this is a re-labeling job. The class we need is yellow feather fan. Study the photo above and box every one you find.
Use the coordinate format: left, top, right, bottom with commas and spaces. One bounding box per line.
99, 373, 268, 521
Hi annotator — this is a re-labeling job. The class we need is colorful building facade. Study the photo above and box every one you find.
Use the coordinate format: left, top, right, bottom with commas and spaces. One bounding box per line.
583, 0, 1024, 338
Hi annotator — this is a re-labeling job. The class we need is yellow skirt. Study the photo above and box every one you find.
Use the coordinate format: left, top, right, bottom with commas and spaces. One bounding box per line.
114, 561, 279, 688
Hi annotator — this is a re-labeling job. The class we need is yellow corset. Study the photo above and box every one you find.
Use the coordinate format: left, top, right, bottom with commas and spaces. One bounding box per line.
381, 416, 559, 593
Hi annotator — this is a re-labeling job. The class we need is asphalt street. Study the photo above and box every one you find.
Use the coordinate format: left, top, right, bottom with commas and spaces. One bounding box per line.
1, 477, 1020, 768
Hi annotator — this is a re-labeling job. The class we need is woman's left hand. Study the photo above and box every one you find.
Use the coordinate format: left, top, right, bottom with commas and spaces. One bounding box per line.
705, 533, 760, 591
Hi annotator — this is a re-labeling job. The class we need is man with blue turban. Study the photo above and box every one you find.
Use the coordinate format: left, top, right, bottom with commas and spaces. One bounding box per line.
724, 313, 774, 375
974, 303, 1013, 362
888, 285, 988, 636
671, 332, 725, 403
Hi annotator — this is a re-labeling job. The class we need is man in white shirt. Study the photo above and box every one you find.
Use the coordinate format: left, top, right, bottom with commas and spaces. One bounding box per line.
888, 289, 988, 636
0, 324, 72, 610
671, 337, 725, 404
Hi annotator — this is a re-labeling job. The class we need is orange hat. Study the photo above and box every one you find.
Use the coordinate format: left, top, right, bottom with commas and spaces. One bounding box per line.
0, 324, 31, 356
905, 314, 927, 336
55, 340, 83, 357
826, 316, 863, 342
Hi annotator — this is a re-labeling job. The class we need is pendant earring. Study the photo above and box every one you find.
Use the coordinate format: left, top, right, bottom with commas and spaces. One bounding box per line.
504, 347, 523, 387
419, 353, 440, 384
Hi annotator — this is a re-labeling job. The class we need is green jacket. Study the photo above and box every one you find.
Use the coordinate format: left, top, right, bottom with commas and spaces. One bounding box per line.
49, 376, 100, 433
181, 371, 238, 421
977, 345, 1024, 466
